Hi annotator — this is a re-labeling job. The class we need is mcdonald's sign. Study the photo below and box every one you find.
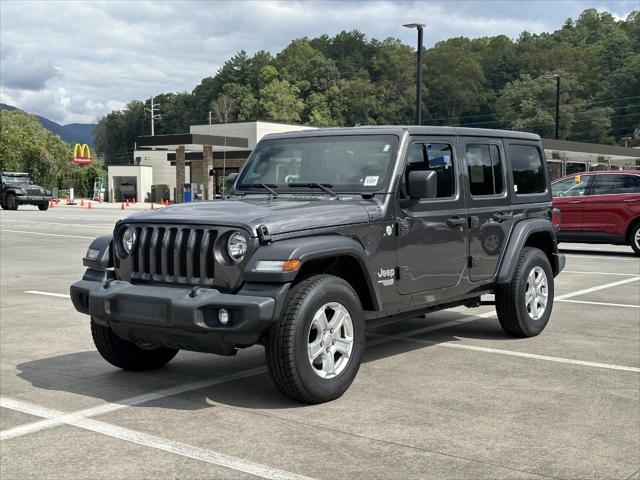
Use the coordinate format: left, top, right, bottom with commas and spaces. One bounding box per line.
73, 143, 92, 165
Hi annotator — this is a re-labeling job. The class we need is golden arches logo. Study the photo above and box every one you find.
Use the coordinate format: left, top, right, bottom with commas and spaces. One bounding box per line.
73, 144, 91, 164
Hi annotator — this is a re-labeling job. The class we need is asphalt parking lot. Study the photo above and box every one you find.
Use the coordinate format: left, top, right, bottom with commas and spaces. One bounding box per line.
1, 205, 639, 480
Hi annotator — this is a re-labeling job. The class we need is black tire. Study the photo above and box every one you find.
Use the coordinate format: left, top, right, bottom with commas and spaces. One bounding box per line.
265, 274, 365, 404
38, 202, 49, 211
5, 194, 18, 210
91, 320, 178, 371
495, 247, 554, 338
628, 222, 640, 256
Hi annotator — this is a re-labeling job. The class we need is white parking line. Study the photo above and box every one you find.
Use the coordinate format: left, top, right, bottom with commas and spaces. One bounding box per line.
0, 367, 267, 441
0, 398, 314, 480
25, 291, 70, 299
563, 270, 640, 277
558, 299, 640, 309
556, 277, 640, 300
1, 229, 93, 239
1, 219, 113, 228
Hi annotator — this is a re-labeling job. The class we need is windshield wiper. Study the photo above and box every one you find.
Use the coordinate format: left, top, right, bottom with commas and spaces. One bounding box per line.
254, 183, 278, 197
288, 183, 337, 196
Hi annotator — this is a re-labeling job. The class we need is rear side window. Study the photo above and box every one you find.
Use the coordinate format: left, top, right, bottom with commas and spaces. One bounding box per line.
466, 144, 504, 196
590, 174, 640, 195
406, 143, 455, 198
509, 145, 546, 194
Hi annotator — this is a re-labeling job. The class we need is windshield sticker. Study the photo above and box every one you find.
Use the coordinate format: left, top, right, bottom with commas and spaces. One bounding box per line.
383, 144, 390, 152
364, 176, 379, 186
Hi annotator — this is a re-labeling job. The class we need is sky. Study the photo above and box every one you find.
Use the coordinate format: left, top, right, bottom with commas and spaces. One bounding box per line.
0, 0, 637, 125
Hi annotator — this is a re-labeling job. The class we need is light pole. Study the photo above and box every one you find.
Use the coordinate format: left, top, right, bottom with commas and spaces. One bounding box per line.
546, 74, 560, 139
404, 22, 425, 126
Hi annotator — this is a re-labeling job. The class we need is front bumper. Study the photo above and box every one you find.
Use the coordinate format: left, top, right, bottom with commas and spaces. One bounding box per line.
70, 279, 284, 355
17, 195, 51, 204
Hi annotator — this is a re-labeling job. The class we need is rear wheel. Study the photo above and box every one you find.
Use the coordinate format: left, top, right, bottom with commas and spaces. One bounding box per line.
496, 247, 554, 337
629, 222, 640, 256
265, 274, 365, 404
5, 194, 18, 210
91, 320, 178, 371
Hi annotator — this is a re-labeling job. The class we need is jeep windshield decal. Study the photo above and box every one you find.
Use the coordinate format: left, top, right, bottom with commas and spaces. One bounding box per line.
237, 135, 398, 193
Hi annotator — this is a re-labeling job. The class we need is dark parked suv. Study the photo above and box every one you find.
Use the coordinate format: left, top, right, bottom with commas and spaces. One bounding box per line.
552, 171, 640, 255
71, 127, 565, 403
0, 171, 52, 210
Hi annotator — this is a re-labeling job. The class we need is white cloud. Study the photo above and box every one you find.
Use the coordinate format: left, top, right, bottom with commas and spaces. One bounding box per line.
0, 0, 637, 124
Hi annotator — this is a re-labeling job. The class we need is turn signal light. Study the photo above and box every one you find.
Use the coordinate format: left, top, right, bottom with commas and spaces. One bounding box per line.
255, 259, 301, 273
283, 259, 301, 272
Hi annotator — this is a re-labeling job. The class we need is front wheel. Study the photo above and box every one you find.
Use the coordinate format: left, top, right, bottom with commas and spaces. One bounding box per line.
5, 194, 18, 210
91, 320, 178, 371
38, 202, 49, 211
495, 247, 554, 337
265, 275, 365, 404
629, 223, 640, 256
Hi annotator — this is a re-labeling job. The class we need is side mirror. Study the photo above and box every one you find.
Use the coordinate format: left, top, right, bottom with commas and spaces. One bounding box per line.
407, 170, 437, 199
225, 172, 239, 195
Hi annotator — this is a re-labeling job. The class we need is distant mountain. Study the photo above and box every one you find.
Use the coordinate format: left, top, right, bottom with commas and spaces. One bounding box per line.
0, 103, 95, 147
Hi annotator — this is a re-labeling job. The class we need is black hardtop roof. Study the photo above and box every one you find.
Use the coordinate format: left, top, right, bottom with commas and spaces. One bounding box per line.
261, 125, 540, 142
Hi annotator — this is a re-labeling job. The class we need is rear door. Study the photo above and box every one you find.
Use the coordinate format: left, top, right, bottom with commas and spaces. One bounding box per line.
582, 174, 640, 235
551, 175, 592, 231
461, 138, 512, 281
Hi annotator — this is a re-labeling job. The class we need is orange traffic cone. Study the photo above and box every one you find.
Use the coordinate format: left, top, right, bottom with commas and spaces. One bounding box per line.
125, 199, 129, 207
49, 200, 54, 208
87, 201, 92, 209
132, 197, 136, 205
80, 198, 84, 207
66, 196, 70, 205
121, 202, 125, 210
56, 198, 60, 204
98, 197, 103, 204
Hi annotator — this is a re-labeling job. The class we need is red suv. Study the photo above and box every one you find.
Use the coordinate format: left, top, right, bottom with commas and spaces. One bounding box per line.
552, 171, 640, 255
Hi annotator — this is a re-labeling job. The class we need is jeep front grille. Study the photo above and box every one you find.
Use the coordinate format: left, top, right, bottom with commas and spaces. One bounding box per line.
27, 187, 42, 196
130, 226, 217, 286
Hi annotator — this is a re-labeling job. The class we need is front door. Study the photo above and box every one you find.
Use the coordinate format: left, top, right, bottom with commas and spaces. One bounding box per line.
461, 138, 513, 281
396, 137, 468, 295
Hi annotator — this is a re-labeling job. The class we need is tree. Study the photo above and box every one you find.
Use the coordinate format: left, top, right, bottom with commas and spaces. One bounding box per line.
274, 39, 339, 96
211, 94, 237, 124
259, 80, 305, 123
425, 41, 488, 124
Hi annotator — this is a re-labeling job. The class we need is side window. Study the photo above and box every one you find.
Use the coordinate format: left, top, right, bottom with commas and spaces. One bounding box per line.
406, 143, 455, 198
590, 175, 640, 195
509, 145, 546, 194
466, 144, 504, 196
551, 176, 589, 197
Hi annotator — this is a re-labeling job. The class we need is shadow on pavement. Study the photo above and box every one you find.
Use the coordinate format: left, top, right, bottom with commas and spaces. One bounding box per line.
15, 312, 503, 410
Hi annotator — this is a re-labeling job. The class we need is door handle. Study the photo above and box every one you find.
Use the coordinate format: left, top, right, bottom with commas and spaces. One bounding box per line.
567, 200, 582, 204
492, 212, 512, 222
446, 216, 466, 228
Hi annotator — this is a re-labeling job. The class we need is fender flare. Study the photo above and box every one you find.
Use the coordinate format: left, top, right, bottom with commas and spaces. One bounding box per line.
83, 235, 113, 271
496, 219, 560, 283
243, 235, 382, 311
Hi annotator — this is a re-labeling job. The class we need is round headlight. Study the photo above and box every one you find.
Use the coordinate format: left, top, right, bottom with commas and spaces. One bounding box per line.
121, 227, 137, 255
226, 231, 247, 262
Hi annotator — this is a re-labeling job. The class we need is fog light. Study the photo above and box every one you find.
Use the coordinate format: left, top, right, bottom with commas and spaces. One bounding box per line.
218, 308, 230, 325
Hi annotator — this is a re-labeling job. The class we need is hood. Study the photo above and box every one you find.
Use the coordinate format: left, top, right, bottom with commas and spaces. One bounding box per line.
124, 196, 374, 236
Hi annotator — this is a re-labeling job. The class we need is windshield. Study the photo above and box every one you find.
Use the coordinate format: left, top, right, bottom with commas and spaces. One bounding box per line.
1, 174, 30, 184
237, 135, 398, 192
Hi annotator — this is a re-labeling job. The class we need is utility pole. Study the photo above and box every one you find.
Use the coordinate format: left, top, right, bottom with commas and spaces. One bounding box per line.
404, 23, 425, 126
208, 111, 213, 135
554, 75, 560, 140
145, 96, 161, 136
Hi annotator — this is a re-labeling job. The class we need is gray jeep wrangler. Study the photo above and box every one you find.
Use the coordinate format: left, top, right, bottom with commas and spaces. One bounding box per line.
1, 171, 52, 210
70, 127, 565, 403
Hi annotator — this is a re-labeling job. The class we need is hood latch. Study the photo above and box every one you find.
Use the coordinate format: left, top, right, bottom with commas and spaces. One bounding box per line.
257, 224, 272, 245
